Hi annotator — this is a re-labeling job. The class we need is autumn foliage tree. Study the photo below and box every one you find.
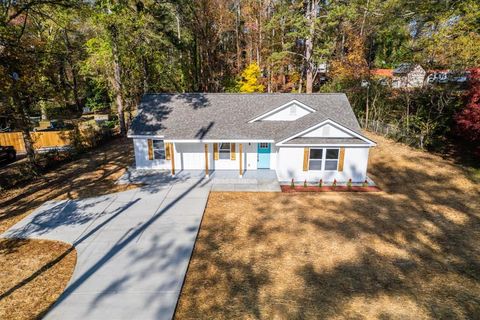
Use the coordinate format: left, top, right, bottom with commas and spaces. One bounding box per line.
455, 69, 480, 143
237, 62, 265, 93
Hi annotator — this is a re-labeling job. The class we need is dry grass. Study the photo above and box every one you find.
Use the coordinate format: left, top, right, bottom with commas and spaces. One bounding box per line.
176, 132, 480, 319
0, 239, 76, 320
0, 138, 138, 234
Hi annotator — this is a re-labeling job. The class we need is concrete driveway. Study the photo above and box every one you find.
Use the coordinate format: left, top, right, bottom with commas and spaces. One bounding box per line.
4, 174, 212, 320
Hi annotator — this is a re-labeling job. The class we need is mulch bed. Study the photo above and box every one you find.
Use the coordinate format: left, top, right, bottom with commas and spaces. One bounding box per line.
281, 185, 382, 193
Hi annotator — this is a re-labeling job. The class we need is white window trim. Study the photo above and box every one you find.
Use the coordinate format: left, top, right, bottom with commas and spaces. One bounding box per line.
324, 148, 340, 172
152, 140, 166, 160
308, 147, 340, 172
218, 142, 231, 160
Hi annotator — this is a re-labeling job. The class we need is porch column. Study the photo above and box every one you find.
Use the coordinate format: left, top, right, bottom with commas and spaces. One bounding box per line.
239, 143, 243, 178
170, 143, 175, 176
204, 143, 209, 178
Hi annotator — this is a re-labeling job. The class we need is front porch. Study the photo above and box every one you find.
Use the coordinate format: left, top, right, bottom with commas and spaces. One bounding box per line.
118, 169, 281, 192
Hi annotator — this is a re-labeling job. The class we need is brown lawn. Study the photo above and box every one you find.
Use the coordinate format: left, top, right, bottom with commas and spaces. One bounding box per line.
0, 137, 137, 234
0, 239, 76, 320
176, 133, 480, 319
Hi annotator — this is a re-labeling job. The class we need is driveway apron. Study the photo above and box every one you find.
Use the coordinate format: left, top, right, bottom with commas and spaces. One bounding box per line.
3, 177, 212, 320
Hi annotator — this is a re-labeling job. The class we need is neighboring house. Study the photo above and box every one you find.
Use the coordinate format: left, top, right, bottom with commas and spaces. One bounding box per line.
370, 68, 393, 86
427, 69, 470, 85
392, 63, 427, 89
128, 93, 376, 182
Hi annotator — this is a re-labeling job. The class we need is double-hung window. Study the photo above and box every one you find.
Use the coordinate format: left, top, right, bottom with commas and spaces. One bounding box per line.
219, 143, 230, 159
153, 140, 166, 160
324, 149, 339, 170
308, 149, 323, 170
308, 148, 339, 171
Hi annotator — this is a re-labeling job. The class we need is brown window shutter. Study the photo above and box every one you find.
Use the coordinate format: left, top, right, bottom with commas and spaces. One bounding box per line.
213, 143, 219, 160
338, 147, 345, 172
231, 143, 236, 160
166, 143, 172, 160
303, 148, 309, 171
147, 139, 154, 160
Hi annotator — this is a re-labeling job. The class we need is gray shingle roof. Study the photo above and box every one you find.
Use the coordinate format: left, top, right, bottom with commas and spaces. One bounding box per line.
393, 63, 416, 75
284, 137, 368, 145
128, 93, 363, 142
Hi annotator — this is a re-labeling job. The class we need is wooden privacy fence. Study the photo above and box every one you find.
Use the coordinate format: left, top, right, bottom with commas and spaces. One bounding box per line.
0, 131, 72, 154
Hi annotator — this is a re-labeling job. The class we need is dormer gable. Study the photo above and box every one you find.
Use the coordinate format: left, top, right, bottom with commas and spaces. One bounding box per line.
302, 123, 351, 138
248, 100, 315, 122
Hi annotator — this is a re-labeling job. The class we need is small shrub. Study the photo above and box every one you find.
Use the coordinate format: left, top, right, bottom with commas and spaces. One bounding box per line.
290, 178, 295, 188
304, 179, 307, 187
101, 120, 117, 129
362, 179, 368, 187
347, 178, 352, 188
318, 179, 323, 187
332, 179, 337, 187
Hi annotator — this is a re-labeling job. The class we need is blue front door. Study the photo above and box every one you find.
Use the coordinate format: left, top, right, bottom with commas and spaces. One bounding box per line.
257, 143, 271, 169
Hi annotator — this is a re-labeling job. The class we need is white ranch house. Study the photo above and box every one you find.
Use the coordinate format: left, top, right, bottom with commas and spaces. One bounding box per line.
128, 93, 376, 183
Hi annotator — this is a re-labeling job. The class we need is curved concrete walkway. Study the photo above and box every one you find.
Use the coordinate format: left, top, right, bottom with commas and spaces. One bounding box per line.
3, 175, 212, 320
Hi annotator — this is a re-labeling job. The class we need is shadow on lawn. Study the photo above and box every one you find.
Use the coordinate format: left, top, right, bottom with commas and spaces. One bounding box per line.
1, 175, 207, 318
0, 138, 136, 234
176, 149, 480, 319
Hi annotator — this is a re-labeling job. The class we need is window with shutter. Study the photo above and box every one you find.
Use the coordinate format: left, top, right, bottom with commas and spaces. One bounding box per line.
219, 143, 230, 159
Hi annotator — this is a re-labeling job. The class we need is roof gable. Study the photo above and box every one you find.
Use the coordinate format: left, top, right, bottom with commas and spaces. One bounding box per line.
302, 122, 352, 138
276, 119, 376, 146
393, 63, 425, 76
248, 100, 315, 122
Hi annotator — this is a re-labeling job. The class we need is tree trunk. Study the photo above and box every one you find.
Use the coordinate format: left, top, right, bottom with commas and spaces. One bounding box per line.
21, 126, 36, 168
365, 85, 370, 129
12, 87, 37, 169
113, 58, 126, 136
360, 0, 370, 37
110, 27, 127, 136
305, 0, 317, 94
71, 65, 81, 112
235, 0, 241, 72
64, 30, 82, 112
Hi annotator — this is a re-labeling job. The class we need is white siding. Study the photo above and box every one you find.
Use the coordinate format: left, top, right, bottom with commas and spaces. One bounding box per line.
133, 138, 171, 170
270, 144, 277, 169
176, 143, 205, 170
245, 142, 258, 170
275, 146, 370, 182
302, 123, 352, 138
